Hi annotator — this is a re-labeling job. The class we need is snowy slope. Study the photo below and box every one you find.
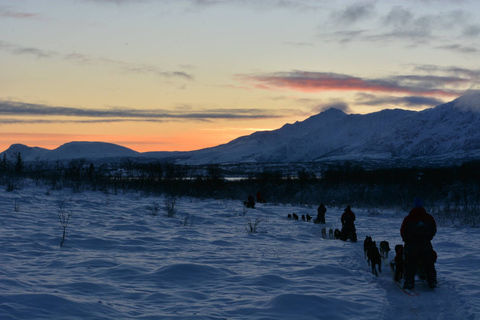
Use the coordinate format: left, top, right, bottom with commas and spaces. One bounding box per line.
0, 183, 479, 319
363, 95, 480, 161
177, 107, 415, 164
1, 144, 50, 161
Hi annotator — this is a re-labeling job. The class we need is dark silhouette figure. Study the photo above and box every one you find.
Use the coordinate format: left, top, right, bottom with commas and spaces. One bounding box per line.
390, 244, 405, 283
246, 194, 255, 209
316, 203, 326, 224
256, 190, 265, 203
340, 206, 357, 242
400, 197, 437, 289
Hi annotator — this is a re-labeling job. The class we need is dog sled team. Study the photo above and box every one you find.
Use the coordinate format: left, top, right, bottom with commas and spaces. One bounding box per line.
287, 204, 358, 242
247, 192, 438, 290
288, 197, 438, 290
364, 197, 437, 290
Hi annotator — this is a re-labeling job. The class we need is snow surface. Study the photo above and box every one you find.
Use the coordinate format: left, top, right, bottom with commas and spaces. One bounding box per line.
1, 183, 479, 320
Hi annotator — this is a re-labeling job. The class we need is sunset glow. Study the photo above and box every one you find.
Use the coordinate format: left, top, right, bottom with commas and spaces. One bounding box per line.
1, 0, 480, 153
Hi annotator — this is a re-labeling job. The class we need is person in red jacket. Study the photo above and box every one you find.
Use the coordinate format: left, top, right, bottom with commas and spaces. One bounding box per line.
400, 197, 437, 289
340, 206, 357, 242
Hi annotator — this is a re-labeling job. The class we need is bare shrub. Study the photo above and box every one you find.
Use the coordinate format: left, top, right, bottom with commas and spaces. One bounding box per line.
241, 206, 248, 217
183, 214, 194, 227
57, 200, 72, 247
245, 215, 265, 234
164, 195, 177, 217
151, 202, 160, 216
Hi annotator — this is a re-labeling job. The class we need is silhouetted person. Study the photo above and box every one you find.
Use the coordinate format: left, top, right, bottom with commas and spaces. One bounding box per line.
340, 206, 357, 242
401, 197, 437, 289
316, 203, 326, 224
246, 194, 255, 209
256, 190, 264, 203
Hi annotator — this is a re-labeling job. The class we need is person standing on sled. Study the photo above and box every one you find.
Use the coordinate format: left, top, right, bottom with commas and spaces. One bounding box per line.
316, 203, 326, 224
340, 206, 357, 242
400, 197, 437, 289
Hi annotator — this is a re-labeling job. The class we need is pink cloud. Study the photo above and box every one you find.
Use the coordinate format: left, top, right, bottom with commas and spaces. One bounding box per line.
240, 71, 463, 97
0, 8, 38, 19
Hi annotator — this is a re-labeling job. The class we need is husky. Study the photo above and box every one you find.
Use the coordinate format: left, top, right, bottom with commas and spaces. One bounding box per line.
380, 240, 391, 259
363, 236, 373, 259
391, 244, 404, 282
334, 229, 341, 239
367, 241, 382, 276
321, 227, 327, 239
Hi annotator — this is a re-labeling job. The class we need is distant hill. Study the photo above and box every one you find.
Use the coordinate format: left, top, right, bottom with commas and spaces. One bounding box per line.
2, 92, 480, 166
1, 141, 139, 162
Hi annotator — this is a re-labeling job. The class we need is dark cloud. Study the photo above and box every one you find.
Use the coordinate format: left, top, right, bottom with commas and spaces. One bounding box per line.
324, 30, 367, 43
189, 0, 323, 11
122, 66, 194, 80
381, 6, 432, 39
0, 41, 194, 80
463, 24, 480, 38
14, 47, 55, 59
390, 74, 470, 89
0, 101, 284, 123
323, 4, 477, 51
436, 44, 480, 54
314, 102, 352, 114
412, 65, 480, 81
0, 118, 162, 125
283, 41, 315, 47
331, 2, 376, 25
0, 41, 55, 59
89, 0, 323, 11
82, 0, 149, 4
355, 93, 444, 108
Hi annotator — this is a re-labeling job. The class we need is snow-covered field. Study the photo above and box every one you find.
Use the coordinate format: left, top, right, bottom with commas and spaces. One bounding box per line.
1, 183, 479, 320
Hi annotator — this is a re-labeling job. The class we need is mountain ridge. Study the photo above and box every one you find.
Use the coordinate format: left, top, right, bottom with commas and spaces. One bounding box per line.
2, 92, 480, 166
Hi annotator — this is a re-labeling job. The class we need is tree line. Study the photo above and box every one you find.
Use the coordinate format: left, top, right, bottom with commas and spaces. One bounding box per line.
2, 154, 479, 226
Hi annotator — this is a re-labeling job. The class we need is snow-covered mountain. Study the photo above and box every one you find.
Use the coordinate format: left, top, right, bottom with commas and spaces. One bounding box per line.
1, 141, 140, 162
174, 92, 480, 165
2, 92, 480, 166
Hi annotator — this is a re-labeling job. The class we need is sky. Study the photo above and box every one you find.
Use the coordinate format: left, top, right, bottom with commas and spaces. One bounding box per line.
1, 0, 480, 153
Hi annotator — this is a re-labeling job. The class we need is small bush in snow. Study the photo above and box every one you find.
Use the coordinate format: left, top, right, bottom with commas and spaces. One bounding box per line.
245, 215, 264, 234
150, 202, 160, 216
240, 206, 248, 217
164, 195, 177, 217
183, 214, 194, 227
57, 200, 72, 247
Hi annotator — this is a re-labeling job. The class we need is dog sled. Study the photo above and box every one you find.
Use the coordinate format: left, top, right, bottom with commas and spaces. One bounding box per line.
389, 246, 438, 295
